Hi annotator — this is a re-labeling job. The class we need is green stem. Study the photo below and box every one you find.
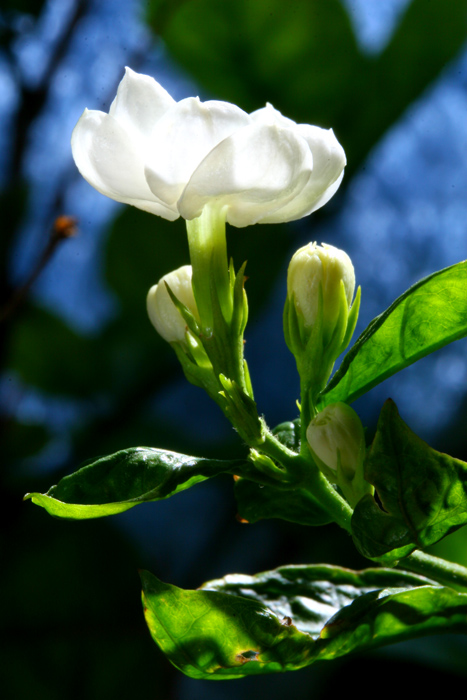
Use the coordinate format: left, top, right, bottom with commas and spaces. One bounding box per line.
186, 205, 231, 331
260, 429, 353, 533
400, 550, 467, 591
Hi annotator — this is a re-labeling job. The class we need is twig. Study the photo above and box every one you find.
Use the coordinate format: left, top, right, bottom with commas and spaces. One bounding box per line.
0, 215, 78, 323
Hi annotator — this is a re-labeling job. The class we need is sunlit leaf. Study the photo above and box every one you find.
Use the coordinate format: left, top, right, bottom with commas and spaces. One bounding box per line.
141, 565, 467, 679
25, 447, 248, 519
352, 400, 467, 563
320, 261, 467, 408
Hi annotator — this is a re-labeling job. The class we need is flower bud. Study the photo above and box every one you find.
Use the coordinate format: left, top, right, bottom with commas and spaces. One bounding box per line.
147, 265, 199, 343
287, 242, 355, 347
306, 402, 364, 479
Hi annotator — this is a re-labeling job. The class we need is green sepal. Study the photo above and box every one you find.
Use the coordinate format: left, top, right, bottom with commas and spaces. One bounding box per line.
340, 285, 361, 354
352, 399, 467, 562
248, 448, 290, 483
25, 447, 250, 520
319, 260, 467, 408
243, 359, 254, 399
164, 281, 200, 336
171, 341, 221, 403
324, 279, 350, 358
141, 565, 467, 679
231, 259, 248, 338
218, 374, 262, 445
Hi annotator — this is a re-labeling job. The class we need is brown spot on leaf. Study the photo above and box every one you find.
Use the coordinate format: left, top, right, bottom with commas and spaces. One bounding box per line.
236, 650, 260, 664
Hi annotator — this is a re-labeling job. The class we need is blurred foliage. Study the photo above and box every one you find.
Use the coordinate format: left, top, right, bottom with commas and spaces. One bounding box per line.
147, 0, 467, 177
2, 0, 467, 697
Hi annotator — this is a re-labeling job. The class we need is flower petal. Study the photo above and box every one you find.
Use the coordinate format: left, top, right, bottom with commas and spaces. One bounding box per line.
178, 122, 314, 227
144, 97, 251, 208
71, 108, 179, 219
109, 67, 175, 140
259, 126, 346, 223
250, 102, 297, 129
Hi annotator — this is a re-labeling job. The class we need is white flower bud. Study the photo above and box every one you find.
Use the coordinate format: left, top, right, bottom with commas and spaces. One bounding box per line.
147, 265, 199, 343
306, 402, 365, 478
287, 242, 355, 344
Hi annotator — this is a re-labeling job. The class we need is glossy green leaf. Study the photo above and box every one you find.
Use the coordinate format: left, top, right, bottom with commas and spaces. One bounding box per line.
320, 261, 467, 408
141, 565, 467, 679
25, 447, 248, 519
234, 478, 332, 527
352, 400, 467, 563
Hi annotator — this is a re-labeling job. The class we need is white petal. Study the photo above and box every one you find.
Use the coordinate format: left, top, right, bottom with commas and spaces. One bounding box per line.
259, 126, 346, 223
71, 108, 179, 219
250, 102, 296, 128
144, 97, 251, 208
109, 67, 175, 140
179, 123, 314, 227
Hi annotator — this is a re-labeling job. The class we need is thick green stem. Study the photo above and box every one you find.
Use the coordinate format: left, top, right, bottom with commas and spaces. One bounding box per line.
186, 205, 231, 331
400, 550, 467, 591
185, 206, 249, 394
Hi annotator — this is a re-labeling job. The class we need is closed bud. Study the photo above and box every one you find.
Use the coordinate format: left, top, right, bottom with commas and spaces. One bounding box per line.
287, 242, 355, 347
306, 402, 364, 477
284, 242, 360, 401
306, 402, 371, 507
147, 265, 199, 343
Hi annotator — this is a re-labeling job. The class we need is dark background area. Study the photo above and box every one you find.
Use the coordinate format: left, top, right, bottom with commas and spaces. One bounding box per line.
1, 0, 467, 698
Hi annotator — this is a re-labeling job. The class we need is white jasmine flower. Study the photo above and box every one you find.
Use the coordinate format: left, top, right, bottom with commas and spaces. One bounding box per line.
72, 68, 346, 227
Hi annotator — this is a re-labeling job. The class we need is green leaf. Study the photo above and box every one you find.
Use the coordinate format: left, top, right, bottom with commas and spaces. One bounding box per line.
320, 261, 467, 408
234, 478, 332, 527
141, 565, 467, 679
352, 400, 467, 563
25, 447, 248, 520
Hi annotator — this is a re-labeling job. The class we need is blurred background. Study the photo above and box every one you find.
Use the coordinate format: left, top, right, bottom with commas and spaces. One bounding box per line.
1, 0, 467, 697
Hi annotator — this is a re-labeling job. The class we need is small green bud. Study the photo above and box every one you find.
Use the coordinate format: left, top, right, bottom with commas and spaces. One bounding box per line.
287, 242, 355, 348
307, 402, 371, 507
147, 265, 199, 343
284, 242, 360, 410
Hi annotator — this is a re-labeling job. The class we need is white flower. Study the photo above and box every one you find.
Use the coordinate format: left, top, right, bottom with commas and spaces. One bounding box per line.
306, 402, 365, 478
146, 265, 198, 343
287, 242, 355, 343
71, 68, 346, 228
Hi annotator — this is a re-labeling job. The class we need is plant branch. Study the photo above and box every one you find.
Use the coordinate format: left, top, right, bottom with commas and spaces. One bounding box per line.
0, 215, 77, 323
399, 550, 467, 591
